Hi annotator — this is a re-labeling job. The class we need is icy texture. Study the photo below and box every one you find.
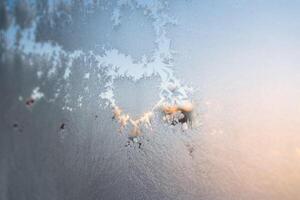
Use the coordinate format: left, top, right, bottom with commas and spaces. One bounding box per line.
1, 1, 300, 200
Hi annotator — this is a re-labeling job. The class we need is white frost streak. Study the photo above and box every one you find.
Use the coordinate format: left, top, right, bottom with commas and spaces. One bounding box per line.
63, 67, 71, 80
99, 90, 115, 106
37, 71, 43, 79
100, 49, 154, 80
31, 87, 44, 100
84, 73, 90, 79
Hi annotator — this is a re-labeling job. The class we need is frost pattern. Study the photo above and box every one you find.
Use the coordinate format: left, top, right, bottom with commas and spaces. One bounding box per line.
3, 0, 194, 136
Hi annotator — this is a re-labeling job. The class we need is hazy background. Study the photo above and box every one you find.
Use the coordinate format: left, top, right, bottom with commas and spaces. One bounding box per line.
1, 0, 300, 199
